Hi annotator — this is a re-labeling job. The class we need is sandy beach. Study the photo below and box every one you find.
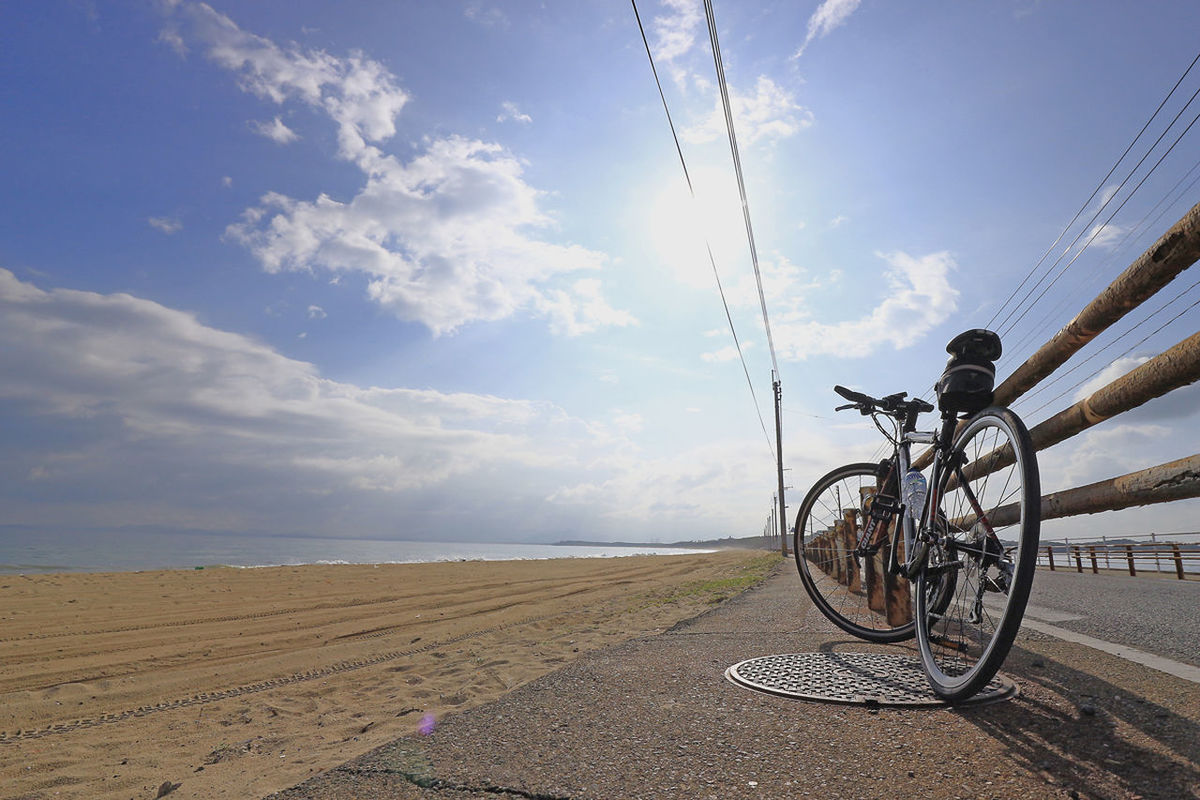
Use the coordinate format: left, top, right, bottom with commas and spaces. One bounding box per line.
0, 550, 778, 799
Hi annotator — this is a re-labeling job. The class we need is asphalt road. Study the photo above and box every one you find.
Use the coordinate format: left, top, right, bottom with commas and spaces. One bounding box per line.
1024, 568, 1200, 668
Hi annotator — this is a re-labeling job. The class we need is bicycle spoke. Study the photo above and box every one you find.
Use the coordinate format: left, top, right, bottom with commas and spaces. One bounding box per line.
794, 463, 914, 643
916, 407, 1040, 701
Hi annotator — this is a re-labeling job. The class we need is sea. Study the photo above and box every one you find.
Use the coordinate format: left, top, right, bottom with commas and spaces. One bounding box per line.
0, 528, 715, 575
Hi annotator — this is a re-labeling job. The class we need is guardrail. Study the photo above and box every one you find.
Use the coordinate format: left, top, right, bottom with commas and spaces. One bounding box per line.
1039, 541, 1200, 579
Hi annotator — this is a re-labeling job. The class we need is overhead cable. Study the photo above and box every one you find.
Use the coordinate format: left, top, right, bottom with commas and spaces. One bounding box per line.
998, 101, 1200, 339
1017, 273, 1200, 412
1023, 289, 1200, 418
630, 0, 777, 461
999, 156, 1200, 372
702, 0, 781, 379
987, 49, 1200, 333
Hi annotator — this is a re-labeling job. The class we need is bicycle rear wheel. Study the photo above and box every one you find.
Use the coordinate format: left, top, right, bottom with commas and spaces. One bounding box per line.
915, 407, 1040, 701
793, 462, 914, 643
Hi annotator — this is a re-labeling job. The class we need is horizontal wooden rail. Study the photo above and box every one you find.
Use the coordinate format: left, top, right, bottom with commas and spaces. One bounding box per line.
984, 453, 1200, 529
911, 201, 1200, 472
996, 200, 1200, 406
953, 331, 1200, 484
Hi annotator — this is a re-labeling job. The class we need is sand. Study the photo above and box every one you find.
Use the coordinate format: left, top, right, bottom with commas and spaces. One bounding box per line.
0, 550, 779, 800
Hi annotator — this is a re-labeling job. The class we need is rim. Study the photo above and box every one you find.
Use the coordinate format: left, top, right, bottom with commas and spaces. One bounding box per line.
918, 411, 1030, 692
796, 463, 913, 639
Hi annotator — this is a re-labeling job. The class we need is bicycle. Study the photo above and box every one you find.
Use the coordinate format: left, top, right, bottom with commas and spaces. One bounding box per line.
792, 330, 1040, 702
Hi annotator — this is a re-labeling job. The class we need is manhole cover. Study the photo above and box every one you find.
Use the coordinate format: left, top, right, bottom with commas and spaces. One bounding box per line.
726, 652, 1017, 707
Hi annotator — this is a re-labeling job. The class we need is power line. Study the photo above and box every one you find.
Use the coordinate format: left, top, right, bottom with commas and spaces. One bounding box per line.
1023, 289, 1200, 418
998, 156, 1200, 375
702, 0, 780, 379
986, 49, 1200, 333
630, 0, 776, 461
1018, 274, 1200, 411
998, 100, 1200, 339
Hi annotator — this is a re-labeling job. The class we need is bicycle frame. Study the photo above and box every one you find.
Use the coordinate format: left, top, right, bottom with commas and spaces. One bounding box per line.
850, 406, 994, 582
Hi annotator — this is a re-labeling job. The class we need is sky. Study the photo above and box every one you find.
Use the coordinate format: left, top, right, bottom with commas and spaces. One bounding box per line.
1, 0, 1198, 546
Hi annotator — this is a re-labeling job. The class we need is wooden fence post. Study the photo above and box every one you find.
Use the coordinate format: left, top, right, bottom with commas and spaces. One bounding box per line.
843, 509, 861, 593
1073, 546, 1083, 573
866, 542, 886, 614
1047, 546, 1056, 571
1088, 546, 1098, 574
1173, 544, 1185, 580
1126, 545, 1137, 577
832, 520, 847, 585
884, 532, 912, 628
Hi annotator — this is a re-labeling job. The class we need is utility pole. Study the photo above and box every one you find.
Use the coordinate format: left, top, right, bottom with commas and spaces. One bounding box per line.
774, 373, 787, 556
768, 496, 775, 546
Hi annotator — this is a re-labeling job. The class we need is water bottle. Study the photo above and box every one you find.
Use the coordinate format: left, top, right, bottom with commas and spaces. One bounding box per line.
902, 469, 927, 521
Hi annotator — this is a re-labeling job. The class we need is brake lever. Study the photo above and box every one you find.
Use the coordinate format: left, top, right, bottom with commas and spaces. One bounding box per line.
835, 403, 857, 412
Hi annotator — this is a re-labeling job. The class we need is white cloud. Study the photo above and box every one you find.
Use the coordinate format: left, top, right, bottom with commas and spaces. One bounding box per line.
497, 101, 532, 124
148, 216, 182, 234
612, 411, 645, 434
0, 269, 758, 540
829, 214, 849, 229
536, 278, 637, 337
306, 304, 326, 319
251, 115, 300, 144
0, 270, 608, 532
652, 0, 704, 66
770, 250, 960, 359
157, 27, 187, 56
1073, 356, 1149, 402
1038, 422, 1172, 495
683, 75, 812, 146
547, 439, 774, 529
702, 341, 752, 363
221, 175, 233, 187
794, 0, 863, 58
464, 2, 508, 27
1082, 220, 1127, 251
166, 2, 629, 337
164, 1, 409, 162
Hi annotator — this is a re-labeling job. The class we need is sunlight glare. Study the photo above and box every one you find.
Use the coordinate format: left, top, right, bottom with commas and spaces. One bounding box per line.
645, 166, 748, 290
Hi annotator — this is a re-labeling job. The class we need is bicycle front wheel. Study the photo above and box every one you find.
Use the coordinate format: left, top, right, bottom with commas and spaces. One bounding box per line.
794, 462, 914, 643
915, 406, 1040, 701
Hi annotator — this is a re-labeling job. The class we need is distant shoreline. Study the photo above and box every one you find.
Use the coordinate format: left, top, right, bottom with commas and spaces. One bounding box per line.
554, 535, 778, 551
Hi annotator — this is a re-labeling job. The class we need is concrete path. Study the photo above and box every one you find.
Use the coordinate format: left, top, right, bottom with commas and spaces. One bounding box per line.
268, 564, 1200, 799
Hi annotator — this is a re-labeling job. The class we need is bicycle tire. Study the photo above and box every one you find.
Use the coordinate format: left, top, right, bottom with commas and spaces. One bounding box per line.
914, 406, 1040, 702
793, 462, 915, 643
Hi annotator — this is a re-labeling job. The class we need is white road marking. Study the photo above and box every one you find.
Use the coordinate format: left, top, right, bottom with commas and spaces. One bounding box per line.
981, 597, 1083, 623
1016, 602, 1084, 623
1019, 617, 1200, 685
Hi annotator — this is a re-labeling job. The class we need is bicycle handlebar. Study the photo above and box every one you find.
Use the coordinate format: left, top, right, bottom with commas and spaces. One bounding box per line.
832, 385, 934, 416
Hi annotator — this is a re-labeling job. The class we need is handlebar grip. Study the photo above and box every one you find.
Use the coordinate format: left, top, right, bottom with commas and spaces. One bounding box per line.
833, 384, 873, 405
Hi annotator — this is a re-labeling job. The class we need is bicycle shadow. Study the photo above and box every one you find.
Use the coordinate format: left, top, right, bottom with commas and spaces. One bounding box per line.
949, 642, 1200, 800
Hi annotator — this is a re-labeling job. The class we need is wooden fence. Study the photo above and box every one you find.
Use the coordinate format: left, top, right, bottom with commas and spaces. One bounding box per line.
798, 200, 1200, 599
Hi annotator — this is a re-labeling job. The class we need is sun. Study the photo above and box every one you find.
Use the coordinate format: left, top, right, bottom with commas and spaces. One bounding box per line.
644, 165, 749, 290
